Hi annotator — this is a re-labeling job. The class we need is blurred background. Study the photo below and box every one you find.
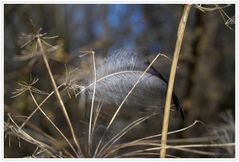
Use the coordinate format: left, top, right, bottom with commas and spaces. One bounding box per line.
4, 4, 235, 158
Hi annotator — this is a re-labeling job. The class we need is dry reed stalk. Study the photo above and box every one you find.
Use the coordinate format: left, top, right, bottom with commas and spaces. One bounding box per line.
88, 51, 96, 155
29, 91, 78, 156
160, 4, 191, 158
101, 120, 200, 157
93, 53, 161, 157
19, 84, 64, 129
36, 37, 81, 155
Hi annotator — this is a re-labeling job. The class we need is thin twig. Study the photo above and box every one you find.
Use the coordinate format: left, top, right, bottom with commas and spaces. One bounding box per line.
102, 120, 201, 157
93, 54, 162, 157
160, 4, 191, 158
88, 51, 96, 156
6, 114, 60, 157
36, 37, 81, 154
19, 88, 55, 129
117, 142, 234, 158
91, 101, 104, 139
29, 91, 78, 157
18, 84, 64, 129
98, 113, 157, 157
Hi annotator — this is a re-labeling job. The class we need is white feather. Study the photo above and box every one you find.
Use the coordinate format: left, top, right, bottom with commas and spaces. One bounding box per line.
84, 47, 169, 112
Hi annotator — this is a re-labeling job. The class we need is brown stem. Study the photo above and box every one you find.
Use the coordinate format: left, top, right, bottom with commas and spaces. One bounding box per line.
160, 4, 191, 158
88, 51, 96, 156
36, 38, 81, 155
29, 91, 78, 157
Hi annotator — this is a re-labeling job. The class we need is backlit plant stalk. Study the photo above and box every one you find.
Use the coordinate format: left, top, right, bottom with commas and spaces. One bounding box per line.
36, 36, 81, 156
160, 4, 191, 158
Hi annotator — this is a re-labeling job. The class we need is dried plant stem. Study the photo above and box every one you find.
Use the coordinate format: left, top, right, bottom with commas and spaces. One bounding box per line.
118, 143, 234, 158
91, 101, 104, 139
94, 54, 161, 157
36, 38, 80, 152
160, 4, 191, 158
101, 120, 200, 157
29, 91, 78, 157
88, 51, 96, 155
98, 114, 155, 157
19, 84, 64, 129
6, 114, 60, 157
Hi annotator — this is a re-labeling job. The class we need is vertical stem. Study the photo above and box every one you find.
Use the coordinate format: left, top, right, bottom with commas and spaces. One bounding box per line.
36, 38, 81, 153
88, 51, 96, 156
160, 4, 191, 158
